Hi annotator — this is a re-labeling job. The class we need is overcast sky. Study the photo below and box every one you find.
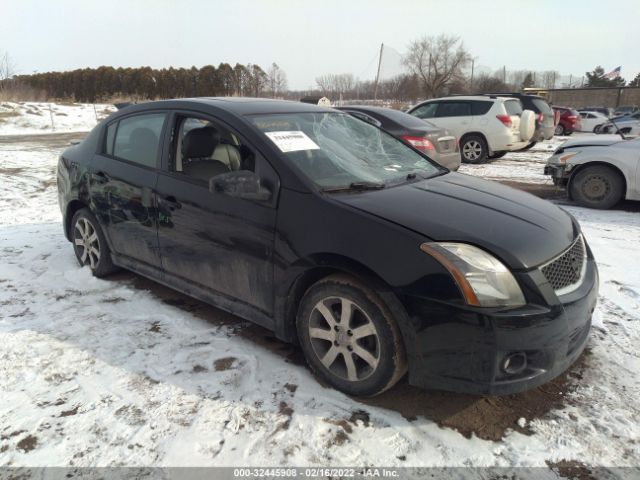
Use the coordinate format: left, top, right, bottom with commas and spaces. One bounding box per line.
2, 0, 638, 89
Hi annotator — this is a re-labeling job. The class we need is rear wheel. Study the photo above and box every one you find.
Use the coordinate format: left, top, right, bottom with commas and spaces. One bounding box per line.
460, 135, 487, 164
569, 166, 624, 209
297, 274, 407, 397
555, 124, 566, 135
71, 208, 117, 277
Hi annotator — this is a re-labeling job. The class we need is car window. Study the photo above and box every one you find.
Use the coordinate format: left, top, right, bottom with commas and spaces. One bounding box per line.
410, 102, 438, 119
171, 115, 256, 184
504, 100, 523, 116
531, 98, 553, 114
471, 101, 492, 115
369, 107, 433, 128
249, 112, 442, 190
436, 102, 471, 117
104, 122, 117, 155
112, 113, 166, 167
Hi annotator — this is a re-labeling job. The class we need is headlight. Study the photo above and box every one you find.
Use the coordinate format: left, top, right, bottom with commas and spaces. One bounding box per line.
420, 242, 526, 308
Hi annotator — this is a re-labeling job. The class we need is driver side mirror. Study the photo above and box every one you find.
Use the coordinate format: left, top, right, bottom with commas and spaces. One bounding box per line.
209, 170, 272, 202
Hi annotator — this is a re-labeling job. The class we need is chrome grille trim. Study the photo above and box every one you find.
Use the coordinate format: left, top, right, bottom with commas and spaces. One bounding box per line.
540, 235, 587, 296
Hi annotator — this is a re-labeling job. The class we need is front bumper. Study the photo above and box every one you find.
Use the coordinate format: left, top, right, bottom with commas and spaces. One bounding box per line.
401, 257, 598, 395
544, 163, 571, 186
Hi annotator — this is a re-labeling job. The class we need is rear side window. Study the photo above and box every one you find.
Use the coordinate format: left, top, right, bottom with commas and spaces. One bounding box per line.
436, 102, 471, 117
112, 113, 166, 168
105, 122, 117, 155
411, 102, 438, 119
471, 101, 492, 115
504, 100, 523, 116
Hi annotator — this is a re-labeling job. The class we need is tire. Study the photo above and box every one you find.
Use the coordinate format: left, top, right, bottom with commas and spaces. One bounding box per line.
569, 166, 624, 209
296, 274, 407, 397
555, 124, 566, 136
460, 135, 488, 164
593, 125, 602, 134
519, 110, 536, 141
71, 208, 118, 277
488, 151, 508, 159
516, 141, 537, 152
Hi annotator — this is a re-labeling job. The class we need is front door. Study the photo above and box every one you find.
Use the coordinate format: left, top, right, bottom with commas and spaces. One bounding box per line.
90, 111, 168, 268
155, 113, 279, 320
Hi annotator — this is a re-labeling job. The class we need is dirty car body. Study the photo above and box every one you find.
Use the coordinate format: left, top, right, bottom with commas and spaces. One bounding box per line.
57, 98, 598, 395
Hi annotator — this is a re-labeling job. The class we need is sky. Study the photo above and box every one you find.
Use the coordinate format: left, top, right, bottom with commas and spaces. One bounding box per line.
1, 0, 639, 90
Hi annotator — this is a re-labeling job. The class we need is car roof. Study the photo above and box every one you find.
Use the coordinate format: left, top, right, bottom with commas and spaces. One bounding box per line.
119, 97, 336, 116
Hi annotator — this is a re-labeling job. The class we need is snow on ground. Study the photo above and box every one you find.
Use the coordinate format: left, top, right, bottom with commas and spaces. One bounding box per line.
459, 138, 565, 184
0, 102, 115, 136
0, 132, 639, 470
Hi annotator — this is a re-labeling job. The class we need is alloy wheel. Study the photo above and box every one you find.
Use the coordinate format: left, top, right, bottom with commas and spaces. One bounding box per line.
462, 140, 482, 161
308, 296, 380, 382
74, 217, 100, 269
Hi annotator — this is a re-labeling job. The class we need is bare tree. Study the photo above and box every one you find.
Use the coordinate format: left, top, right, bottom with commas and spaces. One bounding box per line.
404, 34, 471, 98
0, 51, 16, 82
267, 63, 288, 98
541, 70, 559, 89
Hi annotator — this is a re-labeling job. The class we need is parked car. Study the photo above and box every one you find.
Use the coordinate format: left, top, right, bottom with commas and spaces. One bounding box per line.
552, 107, 581, 135
545, 135, 640, 208
578, 111, 609, 133
407, 96, 535, 163
598, 111, 640, 134
335, 105, 460, 171
483, 93, 555, 149
580, 106, 613, 118
613, 105, 638, 117
58, 98, 597, 396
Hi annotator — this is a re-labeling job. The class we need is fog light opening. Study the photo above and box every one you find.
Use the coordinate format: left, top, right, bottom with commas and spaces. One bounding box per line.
502, 352, 527, 375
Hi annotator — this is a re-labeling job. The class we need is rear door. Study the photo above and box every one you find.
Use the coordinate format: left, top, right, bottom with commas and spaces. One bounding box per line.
503, 99, 523, 137
90, 111, 167, 268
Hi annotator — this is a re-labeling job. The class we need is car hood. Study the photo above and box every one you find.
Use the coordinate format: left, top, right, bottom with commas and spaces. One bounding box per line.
560, 135, 624, 149
333, 173, 578, 269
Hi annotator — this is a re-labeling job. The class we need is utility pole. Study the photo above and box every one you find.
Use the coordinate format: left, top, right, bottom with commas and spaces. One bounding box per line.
373, 42, 384, 101
503, 66, 506, 84
470, 58, 475, 92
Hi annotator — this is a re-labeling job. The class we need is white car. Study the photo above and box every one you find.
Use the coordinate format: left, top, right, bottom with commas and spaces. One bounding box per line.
407, 96, 535, 163
545, 135, 640, 208
578, 111, 609, 133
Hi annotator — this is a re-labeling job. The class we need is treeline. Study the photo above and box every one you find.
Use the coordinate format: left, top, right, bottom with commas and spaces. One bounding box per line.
6, 63, 274, 102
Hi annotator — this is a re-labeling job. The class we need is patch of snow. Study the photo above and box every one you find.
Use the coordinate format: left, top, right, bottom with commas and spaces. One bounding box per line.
0, 102, 115, 136
0, 134, 639, 468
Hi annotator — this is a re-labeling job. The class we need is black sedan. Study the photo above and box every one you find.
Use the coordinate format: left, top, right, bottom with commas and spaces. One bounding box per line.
335, 105, 460, 171
57, 97, 597, 396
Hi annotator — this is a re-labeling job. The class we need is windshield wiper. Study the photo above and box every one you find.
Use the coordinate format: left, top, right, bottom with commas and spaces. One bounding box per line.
322, 181, 386, 193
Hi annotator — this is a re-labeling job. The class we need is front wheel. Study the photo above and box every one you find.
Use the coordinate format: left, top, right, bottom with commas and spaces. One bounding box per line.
297, 274, 407, 397
460, 135, 488, 164
569, 166, 624, 209
71, 208, 117, 277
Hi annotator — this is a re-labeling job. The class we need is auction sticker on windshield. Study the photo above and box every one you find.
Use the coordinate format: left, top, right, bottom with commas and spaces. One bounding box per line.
264, 131, 320, 153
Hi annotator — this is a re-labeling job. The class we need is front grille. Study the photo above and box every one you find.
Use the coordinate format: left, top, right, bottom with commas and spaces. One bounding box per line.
541, 236, 586, 294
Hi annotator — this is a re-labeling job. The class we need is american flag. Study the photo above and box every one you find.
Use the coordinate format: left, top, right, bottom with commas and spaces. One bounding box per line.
604, 66, 621, 79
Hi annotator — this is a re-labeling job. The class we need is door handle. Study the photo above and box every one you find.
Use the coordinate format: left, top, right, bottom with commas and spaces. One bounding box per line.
161, 195, 181, 211
91, 171, 109, 184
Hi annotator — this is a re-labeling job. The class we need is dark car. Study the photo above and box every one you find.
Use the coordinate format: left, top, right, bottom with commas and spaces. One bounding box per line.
553, 106, 582, 135
334, 105, 460, 171
57, 98, 598, 396
483, 93, 555, 149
